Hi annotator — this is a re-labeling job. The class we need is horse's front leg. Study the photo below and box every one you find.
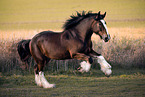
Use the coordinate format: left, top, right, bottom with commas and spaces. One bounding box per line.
89, 50, 112, 76
73, 53, 93, 72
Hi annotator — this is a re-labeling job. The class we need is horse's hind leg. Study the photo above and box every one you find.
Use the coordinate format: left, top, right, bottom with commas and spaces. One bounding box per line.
34, 59, 55, 88
30, 42, 55, 88
34, 64, 42, 87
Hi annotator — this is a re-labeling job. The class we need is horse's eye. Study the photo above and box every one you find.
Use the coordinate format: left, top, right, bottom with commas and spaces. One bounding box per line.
99, 23, 102, 26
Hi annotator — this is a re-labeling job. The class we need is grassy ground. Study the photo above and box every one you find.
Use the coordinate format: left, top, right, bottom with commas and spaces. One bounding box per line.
0, 69, 145, 97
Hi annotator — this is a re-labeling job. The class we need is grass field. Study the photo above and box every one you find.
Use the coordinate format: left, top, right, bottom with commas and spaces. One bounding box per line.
0, 69, 145, 97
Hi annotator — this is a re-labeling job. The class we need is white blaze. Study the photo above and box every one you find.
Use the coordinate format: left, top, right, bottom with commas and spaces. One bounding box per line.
100, 19, 110, 37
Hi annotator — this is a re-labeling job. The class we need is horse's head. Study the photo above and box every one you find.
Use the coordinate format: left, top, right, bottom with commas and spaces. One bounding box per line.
91, 11, 110, 42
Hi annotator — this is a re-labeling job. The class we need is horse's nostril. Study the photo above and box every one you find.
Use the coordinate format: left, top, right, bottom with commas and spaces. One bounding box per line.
105, 37, 108, 42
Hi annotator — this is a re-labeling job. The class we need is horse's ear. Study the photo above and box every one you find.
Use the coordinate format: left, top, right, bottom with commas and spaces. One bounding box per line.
98, 11, 100, 15
95, 11, 101, 20
102, 12, 106, 18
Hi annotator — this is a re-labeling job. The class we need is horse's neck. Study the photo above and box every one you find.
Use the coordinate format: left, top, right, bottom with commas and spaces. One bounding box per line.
75, 18, 93, 42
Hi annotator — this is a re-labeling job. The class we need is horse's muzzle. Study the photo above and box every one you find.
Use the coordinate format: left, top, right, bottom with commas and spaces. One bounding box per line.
105, 37, 109, 42
104, 34, 110, 42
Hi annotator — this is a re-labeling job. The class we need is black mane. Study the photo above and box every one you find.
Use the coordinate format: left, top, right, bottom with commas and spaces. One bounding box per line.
63, 11, 98, 30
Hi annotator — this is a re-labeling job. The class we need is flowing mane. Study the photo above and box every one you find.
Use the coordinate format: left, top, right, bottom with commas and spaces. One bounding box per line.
63, 11, 98, 30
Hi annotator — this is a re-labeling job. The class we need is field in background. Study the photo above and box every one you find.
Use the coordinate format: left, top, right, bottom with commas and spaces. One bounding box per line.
0, 0, 145, 30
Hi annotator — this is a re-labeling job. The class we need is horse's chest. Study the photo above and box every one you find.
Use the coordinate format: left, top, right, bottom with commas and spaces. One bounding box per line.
80, 41, 92, 52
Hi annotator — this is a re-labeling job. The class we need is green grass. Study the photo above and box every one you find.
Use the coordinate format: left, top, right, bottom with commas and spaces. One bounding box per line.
0, 69, 145, 97
0, 0, 145, 30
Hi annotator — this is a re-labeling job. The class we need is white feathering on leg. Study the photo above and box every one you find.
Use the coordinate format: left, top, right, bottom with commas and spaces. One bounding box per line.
35, 73, 42, 87
79, 61, 91, 72
39, 72, 55, 88
97, 56, 112, 76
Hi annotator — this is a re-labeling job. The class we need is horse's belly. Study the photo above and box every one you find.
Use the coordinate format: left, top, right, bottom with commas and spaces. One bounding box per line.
47, 50, 71, 60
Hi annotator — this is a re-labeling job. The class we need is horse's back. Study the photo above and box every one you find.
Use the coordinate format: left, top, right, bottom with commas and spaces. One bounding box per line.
31, 31, 61, 44
35, 31, 60, 38
30, 30, 71, 60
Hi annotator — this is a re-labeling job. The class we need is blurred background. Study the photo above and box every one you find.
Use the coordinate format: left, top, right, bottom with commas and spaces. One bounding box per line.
0, 0, 145, 30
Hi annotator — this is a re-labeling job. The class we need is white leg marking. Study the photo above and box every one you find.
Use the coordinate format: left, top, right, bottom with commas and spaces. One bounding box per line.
97, 56, 112, 76
35, 73, 42, 87
79, 61, 91, 72
39, 72, 55, 88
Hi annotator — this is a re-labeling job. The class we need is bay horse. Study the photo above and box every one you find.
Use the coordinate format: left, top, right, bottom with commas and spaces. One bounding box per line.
17, 11, 112, 88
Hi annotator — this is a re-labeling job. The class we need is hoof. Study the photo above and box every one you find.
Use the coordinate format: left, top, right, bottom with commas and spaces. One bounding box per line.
105, 74, 110, 78
104, 69, 112, 78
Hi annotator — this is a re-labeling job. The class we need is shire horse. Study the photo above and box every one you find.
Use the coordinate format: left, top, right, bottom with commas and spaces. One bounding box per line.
17, 11, 112, 88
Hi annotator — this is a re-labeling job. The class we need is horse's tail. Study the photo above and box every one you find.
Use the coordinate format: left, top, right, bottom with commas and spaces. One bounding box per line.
17, 39, 31, 62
